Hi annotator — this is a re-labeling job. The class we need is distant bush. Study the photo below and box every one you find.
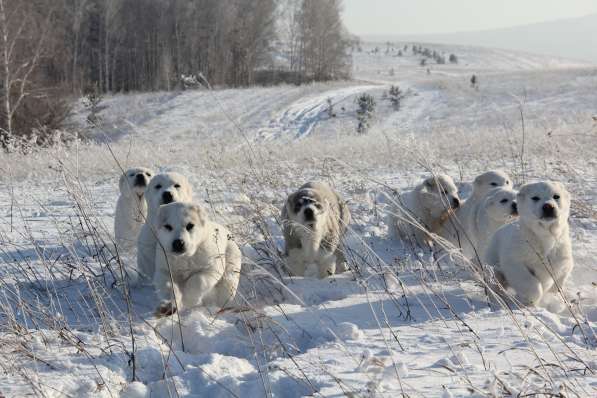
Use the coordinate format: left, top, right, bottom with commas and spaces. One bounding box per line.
83, 85, 106, 127
326, 97, 336, 118
355, 93, 376, 134
1, 85, 72, 151
449, 54, 458, 64
388, 85, 404, 111
420, 58, 427, 66
471, 74, 478, 89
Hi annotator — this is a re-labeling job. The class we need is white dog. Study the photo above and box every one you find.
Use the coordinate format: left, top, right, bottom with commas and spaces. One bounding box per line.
441, 170, 512, 257
114, 167, 153, 251
136, 172, 193, 282
484, 181, 573, 307
281, 182, 351, 279
387, 174, 460, 249
153, 202, 241, 316
466, 188, 518, 259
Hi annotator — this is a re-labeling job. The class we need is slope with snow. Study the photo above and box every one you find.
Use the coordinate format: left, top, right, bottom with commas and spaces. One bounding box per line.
367, 13, 597, 64
0, 43, 596, 397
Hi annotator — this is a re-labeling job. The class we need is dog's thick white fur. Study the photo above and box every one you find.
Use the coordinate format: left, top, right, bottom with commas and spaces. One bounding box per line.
388, 174, 460, 249
153, 202, 241, 316
281, 182, 351, 279
136, 172, 193, 282
441, 170, 513, 257
467, 188, 518, 259
115, 167, 153, 251
484, 181, 573, 306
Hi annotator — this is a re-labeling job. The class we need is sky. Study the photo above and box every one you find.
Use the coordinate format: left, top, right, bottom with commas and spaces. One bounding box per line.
343, 0, 597, 35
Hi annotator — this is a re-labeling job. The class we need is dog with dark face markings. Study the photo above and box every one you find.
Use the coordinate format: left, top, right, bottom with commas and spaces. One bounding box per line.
115, 167, 153, 251
387, 174, 461, 249
484, 181, 573, 307
153, 202, 241, 317
136, 172, 193, 282
281, 182, 351, 279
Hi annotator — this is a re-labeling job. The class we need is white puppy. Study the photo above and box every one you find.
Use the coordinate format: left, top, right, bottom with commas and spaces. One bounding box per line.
136, 172, 193, 282
387, 174, 461, 249
153, 202, 241, 316
470, 170, 513, 199
281, 182, 351, 279
484, 181, 573, 306
467, 188, 518, 259
115, 167, 153, 251
442, 170, 512, 257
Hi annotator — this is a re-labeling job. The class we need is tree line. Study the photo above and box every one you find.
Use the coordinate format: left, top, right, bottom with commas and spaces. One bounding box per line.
0, 0, 351, 146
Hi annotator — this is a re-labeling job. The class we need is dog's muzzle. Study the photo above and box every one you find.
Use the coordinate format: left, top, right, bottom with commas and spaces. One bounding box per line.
542, 203, 556, 219
451, 197, 460, 209
172, 239, 185, 254
303, 207, 315, 222
162, 191, 174, 204
511, 202, 518, 216
134, 174, 147, 187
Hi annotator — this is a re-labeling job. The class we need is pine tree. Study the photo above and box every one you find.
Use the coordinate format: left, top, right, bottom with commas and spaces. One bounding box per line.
355, 93, 376, 134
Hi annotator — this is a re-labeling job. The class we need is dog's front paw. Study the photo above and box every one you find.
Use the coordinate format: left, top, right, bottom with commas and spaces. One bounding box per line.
155, 301, 177, 317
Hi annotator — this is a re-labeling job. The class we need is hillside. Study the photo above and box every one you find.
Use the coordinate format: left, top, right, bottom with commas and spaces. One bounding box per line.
367, 14, 597, 63
0, 43, 596, 397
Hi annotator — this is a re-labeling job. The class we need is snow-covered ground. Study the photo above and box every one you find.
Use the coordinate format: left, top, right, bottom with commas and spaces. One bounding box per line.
1, 43, 596, 397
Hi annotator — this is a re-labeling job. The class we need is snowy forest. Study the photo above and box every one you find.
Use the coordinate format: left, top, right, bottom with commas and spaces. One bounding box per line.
0, 0, 352, 144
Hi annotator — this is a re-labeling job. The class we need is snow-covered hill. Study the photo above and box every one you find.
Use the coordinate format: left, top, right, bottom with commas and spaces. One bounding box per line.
1, 43, 596, 397
367, 13, 597, 64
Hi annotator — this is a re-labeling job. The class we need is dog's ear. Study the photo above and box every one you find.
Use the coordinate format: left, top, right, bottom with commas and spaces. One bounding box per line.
517, 184, 529, 202
286, 191, 298, 213
156, 203, 173, 225
420, 177, 435, 192
189, 203, 207, 226
551, 181, 569, 198
119, 173, 131, 197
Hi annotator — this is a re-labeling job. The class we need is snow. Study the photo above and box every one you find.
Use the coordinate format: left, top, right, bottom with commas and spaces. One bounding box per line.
1, 42, 596, 397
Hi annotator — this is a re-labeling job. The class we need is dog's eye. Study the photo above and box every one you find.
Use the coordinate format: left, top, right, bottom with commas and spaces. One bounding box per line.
500, 198, 508, 204
155, 184, 162, 190
146, 172, 152, 177
531, 196, 540, 202
174, 184, 181, 189
314, 203, 322, 210
490, 182, 498, 187
553, 194, 560, 200
164, 224, 173, 231
186, 223, 194, 231
129, 173, 134, 177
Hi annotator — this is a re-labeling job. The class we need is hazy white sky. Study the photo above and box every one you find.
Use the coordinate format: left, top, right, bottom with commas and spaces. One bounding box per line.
343, 0, 597, 35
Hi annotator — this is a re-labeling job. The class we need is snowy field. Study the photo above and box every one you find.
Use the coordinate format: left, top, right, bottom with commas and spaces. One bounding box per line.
1, 43, 596, 397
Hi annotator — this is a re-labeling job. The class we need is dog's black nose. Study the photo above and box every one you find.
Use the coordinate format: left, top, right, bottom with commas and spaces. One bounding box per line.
172, 239, 185, 253
452, 197, 460, 209
134, 174, 146, 187
162, 191, 173, 204
542, 203, 555, 218
512, 202, 518, 215
304, 207, 315, 221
